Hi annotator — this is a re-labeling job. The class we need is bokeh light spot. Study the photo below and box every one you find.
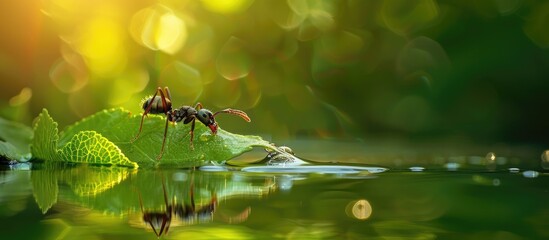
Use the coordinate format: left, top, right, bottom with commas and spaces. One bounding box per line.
523, 1, 549, 48
320, 31, 365, 63
237, 75, 262, 109
159, 61, 203, 103
309, 9, 334, 32
382, 0, 439, 36
217, 36, 253, 81
201, 0, 254, 14
49, 59, 88, 93
256, 63, 285, 97
270, 3, 306, 30
389, 95, 433, 132
297, 18, 322, 41
184, 24, 215, 65
276, 35, 299, 61
397, 36, 450, 85
287, 0, 310, 16
9, 88, 32, 106
109, 68, 150, 105
74, 17, 127, 77
494, 0, 523, 16
207, 76, 241, 108
130, 5, 187, 54
346, 199, 372, 220
156, 12, 186, 54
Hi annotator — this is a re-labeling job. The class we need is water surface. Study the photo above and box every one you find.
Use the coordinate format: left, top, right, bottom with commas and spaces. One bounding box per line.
1, 141, 548, 239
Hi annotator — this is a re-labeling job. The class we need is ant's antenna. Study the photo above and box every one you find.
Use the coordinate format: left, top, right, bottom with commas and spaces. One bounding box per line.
213, 109, 251, 122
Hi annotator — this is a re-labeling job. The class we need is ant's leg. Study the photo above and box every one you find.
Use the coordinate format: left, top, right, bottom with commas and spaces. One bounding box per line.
194, 102, 203, 110
155, 88, 173, 160
189, 118, 196, 150
158, 87, 171, 112
156, 116, 170, 160
161, 177, 169, 207
164, 87, 172, 104
131, 87, 165, 142
137, 189, 145, 214
190, 181, 196, 211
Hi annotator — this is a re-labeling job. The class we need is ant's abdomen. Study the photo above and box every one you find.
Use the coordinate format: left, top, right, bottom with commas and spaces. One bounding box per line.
142, 96, 172, 114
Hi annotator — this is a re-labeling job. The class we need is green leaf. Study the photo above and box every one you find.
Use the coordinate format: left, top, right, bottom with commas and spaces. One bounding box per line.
0, 117, 33, 161
60, 108, 272, 168
31, 109, 139, 168
31, 109, 61, 162
59, 131, 138, 168
31, 108, 272, 168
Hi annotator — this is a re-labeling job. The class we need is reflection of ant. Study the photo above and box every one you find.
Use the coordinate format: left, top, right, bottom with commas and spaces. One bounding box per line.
132, 87, 251, 160
137, 179, 250, 238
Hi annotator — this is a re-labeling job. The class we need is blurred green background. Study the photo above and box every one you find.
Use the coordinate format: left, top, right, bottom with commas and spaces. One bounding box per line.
0, 0, 548, 144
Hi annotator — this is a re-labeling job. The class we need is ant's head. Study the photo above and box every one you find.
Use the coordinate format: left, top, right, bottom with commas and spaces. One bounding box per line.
196, 109, 218, 134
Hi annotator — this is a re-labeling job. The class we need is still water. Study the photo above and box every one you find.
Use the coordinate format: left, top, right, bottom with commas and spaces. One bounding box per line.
1, 141, 548, 239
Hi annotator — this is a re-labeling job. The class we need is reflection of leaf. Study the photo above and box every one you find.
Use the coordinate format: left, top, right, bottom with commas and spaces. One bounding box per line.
0, 117, 33, 161
31, 170, 58, 214
56, 170, 271, 216
58, 108, 272, 168
63, 166, 132, 196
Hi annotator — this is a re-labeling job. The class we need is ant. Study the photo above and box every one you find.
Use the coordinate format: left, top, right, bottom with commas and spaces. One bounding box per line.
132, 87, 251, 160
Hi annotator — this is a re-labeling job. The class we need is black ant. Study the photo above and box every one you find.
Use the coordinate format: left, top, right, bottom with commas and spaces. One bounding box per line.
132, 87, 251, 160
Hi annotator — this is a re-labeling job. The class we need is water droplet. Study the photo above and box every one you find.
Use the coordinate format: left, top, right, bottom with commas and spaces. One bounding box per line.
172, 172, 188, 181
199, 166, 229, 172
409, 166, 425, 172
445, 162, 459, 171
509, 167, 520, 173
486, 152, 496, 161
485, 152, 497, 171
541, 150, 549, 170
522, 170, 539, 178
278, 175, 293, 191
217, 36, 253, 80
